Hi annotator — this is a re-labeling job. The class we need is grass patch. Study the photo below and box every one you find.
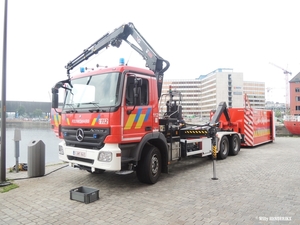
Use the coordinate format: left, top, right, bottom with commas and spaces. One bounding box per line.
0, 182, 19, 193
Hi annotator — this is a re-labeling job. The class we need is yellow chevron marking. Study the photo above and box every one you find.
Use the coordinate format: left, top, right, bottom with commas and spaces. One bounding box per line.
135, 114, 146, 129
54, 115, 58, 127
125, 114, 136, 130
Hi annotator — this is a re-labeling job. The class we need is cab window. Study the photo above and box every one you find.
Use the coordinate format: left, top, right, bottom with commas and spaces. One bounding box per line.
125, 76, 149, 106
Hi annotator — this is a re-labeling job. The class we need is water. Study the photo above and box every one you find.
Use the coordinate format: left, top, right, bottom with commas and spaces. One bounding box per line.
2, 127, 62, 168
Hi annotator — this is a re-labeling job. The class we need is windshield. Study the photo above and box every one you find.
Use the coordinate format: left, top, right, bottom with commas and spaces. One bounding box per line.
64, 72, 121, 109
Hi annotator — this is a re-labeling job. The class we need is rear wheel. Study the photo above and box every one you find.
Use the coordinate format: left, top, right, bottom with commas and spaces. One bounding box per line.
229, 134, 241, 156
217, 136, 229, 160
136, 145, 161, 184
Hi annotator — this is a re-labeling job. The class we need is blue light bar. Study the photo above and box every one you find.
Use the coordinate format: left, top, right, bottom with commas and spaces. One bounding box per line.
80, 67, 85, 73
119, 58, 125, 66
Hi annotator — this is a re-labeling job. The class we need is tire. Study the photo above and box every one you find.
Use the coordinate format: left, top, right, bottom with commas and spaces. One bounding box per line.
229, 134, 241, 156
136, 145, 161, 184
217, 136, 229, 160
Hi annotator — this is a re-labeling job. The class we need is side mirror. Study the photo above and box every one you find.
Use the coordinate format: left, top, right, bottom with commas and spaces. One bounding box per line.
127, 77, 142, 115
133, 78, 142, 105
51, 79, 70, 109
52, 88, 59, 108
134, 77, 142, 87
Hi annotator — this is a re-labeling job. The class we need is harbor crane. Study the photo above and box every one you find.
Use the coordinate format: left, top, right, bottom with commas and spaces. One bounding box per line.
269, 62, 292, 112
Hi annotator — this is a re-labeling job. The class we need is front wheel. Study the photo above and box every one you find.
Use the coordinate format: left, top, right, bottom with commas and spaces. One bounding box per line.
217, 136, 229, 160
136, 145, 161, 184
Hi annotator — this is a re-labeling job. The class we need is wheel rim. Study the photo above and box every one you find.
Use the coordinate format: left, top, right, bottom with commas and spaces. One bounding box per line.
233, 139, 237, 151
151, 154, 159, 175
221, 140, 228, 155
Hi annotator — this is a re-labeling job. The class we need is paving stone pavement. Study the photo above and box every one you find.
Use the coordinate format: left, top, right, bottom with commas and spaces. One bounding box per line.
1, 137, 299, 225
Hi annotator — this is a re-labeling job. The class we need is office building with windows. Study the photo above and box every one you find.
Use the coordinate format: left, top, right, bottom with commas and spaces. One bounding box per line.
161, 68, 265, 120
243, 81, 265, 109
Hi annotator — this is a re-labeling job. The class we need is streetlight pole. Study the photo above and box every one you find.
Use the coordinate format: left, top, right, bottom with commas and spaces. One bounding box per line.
0, 0, 8, 185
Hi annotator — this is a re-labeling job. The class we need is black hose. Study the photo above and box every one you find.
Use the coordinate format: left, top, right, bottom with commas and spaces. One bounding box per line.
10, 164, 68, 181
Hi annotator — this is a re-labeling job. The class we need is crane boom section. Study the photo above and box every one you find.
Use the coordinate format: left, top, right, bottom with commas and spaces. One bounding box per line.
210, 102, 231, 125
269, 62, 292, 74
65, 23, 170, 99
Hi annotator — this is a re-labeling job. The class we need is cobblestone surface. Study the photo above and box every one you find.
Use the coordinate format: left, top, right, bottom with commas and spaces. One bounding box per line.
1, 137, 299, 224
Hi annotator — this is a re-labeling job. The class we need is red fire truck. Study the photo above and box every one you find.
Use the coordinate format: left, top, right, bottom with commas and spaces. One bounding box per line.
51, 23, 275, 184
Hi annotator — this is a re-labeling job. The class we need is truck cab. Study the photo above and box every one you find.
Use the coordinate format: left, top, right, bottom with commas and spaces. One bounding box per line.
52, 63, 167, 172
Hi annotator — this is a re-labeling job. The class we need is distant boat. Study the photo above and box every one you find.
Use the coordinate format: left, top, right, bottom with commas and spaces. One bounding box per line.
284, 115, 300, 135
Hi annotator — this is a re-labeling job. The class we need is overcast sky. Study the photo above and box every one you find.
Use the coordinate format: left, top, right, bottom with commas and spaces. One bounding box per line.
0, 0, 299, 103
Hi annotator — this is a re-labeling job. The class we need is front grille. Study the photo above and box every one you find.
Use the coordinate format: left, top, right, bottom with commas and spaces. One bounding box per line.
62, 127, 110, 149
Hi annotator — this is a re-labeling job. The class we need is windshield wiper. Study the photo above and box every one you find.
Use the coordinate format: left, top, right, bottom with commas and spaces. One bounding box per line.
81, 102, 107, 112
65, 103, 78, 113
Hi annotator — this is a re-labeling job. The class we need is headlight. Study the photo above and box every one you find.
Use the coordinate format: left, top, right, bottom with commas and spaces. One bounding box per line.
59, 145, 64, 155
98, 151, 112, 162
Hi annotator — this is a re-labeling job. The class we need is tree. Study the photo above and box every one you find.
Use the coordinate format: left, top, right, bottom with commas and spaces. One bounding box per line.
275, 109, 283, 118
32, 109, 43, 118
17, 105, 26, 117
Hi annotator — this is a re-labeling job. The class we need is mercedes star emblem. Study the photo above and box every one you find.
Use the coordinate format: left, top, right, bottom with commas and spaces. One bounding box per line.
76, 128, 84, 142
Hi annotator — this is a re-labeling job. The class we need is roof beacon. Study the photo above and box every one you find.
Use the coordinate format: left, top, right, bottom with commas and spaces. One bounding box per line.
119, 58, 125, 66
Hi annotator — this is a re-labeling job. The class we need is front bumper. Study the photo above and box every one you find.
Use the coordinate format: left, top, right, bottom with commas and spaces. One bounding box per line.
58, 141, 121, 171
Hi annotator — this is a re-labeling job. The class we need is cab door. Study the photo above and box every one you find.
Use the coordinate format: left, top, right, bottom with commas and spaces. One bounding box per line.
122, 74, 152, 141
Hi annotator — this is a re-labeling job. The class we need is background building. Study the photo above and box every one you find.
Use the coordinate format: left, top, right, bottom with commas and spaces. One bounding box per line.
160, 79, 202, 119
243, 81, 265, 109
0, 101, 51, 119
161, 68, 266, 121
289, 72, 300, 116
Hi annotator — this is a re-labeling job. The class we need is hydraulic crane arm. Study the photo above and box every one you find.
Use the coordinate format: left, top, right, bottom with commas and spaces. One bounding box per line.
210, 102, 231, 126
65, 22, 170, 99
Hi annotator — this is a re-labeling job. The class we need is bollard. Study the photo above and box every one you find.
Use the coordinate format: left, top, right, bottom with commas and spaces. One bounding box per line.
13, 129, 21, 173
211, 137, 218, 180
27, 140, 45, 178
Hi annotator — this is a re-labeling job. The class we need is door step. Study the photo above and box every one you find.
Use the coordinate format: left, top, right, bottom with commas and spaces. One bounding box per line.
115, 170, 134, 175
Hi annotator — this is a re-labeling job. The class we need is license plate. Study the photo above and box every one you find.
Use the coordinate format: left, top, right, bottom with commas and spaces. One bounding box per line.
73, 150, 87, 158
